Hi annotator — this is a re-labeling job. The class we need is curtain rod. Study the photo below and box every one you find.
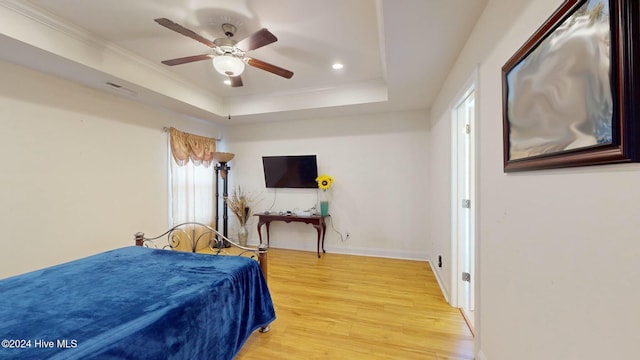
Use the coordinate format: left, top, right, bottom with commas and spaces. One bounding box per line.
162, 126, 222, 141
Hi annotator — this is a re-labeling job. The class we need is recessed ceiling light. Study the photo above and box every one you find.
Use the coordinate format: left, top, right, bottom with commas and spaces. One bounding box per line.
332, 63, 344, 70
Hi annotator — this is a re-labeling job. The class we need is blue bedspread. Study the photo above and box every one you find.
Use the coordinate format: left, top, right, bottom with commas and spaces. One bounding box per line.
0, 246, 275, 359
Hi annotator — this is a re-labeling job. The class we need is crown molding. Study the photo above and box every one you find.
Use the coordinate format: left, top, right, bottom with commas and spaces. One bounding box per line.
0, 0, 227, 119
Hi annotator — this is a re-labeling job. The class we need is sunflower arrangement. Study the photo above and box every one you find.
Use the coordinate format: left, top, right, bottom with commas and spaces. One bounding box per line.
316, 174, 334, 191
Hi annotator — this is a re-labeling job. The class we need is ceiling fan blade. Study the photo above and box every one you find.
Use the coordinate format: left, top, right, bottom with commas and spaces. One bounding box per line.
161, 54, 213, 66
154, 18, 216, 48
230, 75, 243, 87
247, 58, 294, 79
236, 28, 278, 51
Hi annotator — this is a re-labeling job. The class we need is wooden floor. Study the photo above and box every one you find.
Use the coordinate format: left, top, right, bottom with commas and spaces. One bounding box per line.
236, 248, 473, 360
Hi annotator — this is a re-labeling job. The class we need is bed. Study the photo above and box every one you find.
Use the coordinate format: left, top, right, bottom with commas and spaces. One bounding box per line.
0, 222, 274, 360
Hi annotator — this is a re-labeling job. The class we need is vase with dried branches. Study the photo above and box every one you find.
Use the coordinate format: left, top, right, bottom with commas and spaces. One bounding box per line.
225, 186, 254, 246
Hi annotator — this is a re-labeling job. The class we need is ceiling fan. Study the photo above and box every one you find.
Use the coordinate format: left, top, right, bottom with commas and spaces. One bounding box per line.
154, 18, 294, 87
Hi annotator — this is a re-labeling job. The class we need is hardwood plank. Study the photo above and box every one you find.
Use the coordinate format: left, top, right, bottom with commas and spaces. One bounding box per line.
236, 248, 473, 360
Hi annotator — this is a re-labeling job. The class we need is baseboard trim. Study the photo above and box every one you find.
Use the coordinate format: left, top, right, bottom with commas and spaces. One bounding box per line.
428, 259, 451, 304
251, 242, 429, 262
459, 308, 475, 337
327, 247, 429, 261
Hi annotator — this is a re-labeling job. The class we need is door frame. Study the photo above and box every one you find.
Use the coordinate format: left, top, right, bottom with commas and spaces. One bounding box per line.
449, 67, 478, 319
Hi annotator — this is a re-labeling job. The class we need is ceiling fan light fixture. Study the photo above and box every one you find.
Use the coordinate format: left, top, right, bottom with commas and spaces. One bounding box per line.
213, 55, 245, 76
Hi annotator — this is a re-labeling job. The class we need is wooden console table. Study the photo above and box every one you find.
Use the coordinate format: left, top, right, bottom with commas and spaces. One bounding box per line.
255, 213, 328, 258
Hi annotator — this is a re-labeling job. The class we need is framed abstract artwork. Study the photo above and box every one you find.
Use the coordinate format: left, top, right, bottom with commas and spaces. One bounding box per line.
502, 0, 640, 172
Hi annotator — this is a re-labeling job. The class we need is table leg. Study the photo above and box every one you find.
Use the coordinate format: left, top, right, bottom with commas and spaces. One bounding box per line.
257, 221, 264, 246
265, 222, 271, 247
313, 223, 322, 258
321, 220, 327, 254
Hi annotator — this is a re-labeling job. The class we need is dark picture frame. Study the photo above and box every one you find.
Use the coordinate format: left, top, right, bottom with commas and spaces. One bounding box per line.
502, 0, 640, 172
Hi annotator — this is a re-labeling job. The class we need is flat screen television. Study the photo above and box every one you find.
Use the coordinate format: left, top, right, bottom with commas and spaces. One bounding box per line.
262, 155, 318, 188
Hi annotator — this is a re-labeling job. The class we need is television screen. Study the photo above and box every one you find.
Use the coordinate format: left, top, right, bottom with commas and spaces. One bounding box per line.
262, 155, 318, 188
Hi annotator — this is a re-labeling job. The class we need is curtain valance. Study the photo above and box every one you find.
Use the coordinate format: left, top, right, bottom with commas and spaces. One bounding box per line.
169, 127, 216, 167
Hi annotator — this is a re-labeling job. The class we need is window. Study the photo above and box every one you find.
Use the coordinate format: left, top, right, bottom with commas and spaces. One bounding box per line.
167, 127, 216, 226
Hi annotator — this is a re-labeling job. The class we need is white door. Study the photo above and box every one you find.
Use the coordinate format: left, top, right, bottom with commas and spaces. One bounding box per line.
453, 85, 476, 331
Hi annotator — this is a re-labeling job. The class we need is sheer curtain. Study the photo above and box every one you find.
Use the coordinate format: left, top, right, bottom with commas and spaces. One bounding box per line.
168, 127, 216, 226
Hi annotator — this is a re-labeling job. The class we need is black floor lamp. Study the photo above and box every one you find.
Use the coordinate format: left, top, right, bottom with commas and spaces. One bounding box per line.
213, 152, 234, 246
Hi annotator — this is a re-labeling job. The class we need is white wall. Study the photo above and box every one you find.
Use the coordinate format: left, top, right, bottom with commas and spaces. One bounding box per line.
429, 0, 534, 311
222, 111, 430, 260
427, 95, 454, 298
431, 0, 640, 358
0, 59, 220, 278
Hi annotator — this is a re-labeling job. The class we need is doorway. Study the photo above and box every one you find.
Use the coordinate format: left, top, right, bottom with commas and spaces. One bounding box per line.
451, 74, 477, 332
